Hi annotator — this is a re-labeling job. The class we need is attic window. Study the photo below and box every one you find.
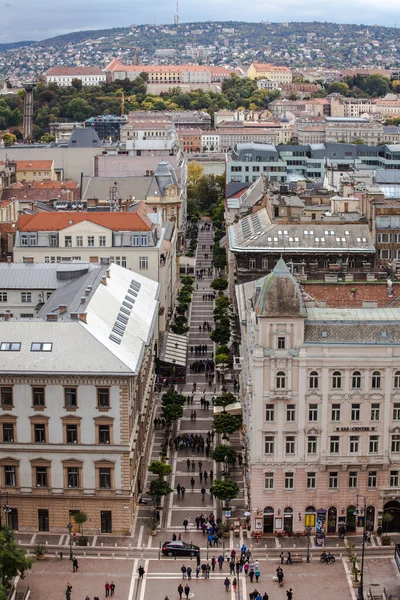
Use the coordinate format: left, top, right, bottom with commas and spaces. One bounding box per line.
341, 238, 346, 242
321, 331, 327, 338
31, 342, 52, 352
304, 231, 309, 235
362, 238, 367, 242
309, 230, 314, 235
109, 334, 121, 345
0, 342, 21, 351
356, 237, 361, 242
320, 237, 325, 242
330, 231, 334, 235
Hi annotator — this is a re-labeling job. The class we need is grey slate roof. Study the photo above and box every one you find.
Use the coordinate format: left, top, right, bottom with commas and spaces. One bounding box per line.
68, 128, 101, 147
0, 262, 93, 290
82, 176, 151, 201
304, 322, 400, 344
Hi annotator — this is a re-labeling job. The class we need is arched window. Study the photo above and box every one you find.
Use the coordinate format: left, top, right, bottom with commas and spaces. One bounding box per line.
276, 371, 286, 389
305, 505, 316, 513
309, 371, 318, 389
352, 371, 361, 389
395, 371, 400, 389
372, 371, 381, 390
332, 371, 342, 389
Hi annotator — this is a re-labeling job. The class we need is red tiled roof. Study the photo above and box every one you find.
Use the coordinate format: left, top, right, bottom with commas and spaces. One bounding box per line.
15, 160, 54, 171
17, 203, 153, 232
46, 67, 105, 76
2, 188, 80, 202
252, 63, 291, 72
302, 282, 400, 308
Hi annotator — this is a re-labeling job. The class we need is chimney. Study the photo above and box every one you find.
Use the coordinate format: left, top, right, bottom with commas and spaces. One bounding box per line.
101, 275, 107, 286
79, 313, 87, 323
46, 313, 58, 321
85, 286, 92, 296
7, 256, 11, 264
106, 268, 111, 278
59, 304, 67, 314
80, 296, 86, 304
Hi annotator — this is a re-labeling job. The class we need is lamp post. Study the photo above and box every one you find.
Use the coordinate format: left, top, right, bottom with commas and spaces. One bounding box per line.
355, 495, 367, 600
306, 526, 312, 563
66, 522, 73, 560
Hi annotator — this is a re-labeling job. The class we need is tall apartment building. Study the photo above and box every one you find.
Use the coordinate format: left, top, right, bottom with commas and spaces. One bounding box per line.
0, 262, 159, 533
237, 260, 400, 536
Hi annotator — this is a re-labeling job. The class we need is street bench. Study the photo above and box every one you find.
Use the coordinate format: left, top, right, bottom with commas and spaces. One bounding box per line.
291, 555, 303, 563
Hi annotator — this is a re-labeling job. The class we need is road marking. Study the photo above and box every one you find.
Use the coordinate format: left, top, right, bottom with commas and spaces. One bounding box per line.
342, 556, 357, 600
138, 559, 149, 600
127, 558, 138, 600
91, 535, 98, 547
58, 534, 64, 546
147, 533, 153, 548
137, 526, 144, 549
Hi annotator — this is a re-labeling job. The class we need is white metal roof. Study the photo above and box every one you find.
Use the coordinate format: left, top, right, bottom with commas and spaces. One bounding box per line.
306, 307, 400, 322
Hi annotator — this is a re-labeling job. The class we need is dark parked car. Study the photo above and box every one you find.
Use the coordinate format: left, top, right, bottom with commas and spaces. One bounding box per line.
162, 541, 200, 557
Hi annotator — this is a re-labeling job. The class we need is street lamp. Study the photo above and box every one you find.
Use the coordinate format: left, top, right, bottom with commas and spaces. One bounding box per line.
306, 526, 312, 563
355, 495, 367, 600
66, 522, 73, 560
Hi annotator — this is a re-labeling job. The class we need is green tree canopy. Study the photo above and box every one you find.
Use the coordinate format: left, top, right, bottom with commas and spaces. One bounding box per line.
211, 445, 237, 464
211, 278, 228, 292
214, 392, 236, 411
148, 479, 173, 500
73, 511, 88, 535
211, 478, 240, 502
161, 389, 187, 406
148, 460, 173, 479
162, 403, 184, 423
213, 412, 241, 434
364, 75, 390, 97
0, 528, 33, 588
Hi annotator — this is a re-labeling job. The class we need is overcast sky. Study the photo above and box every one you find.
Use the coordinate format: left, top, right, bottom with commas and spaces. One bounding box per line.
1, 0, 400, 43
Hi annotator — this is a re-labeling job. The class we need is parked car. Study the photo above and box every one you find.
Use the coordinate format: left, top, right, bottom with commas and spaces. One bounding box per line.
162, 541, 200, 557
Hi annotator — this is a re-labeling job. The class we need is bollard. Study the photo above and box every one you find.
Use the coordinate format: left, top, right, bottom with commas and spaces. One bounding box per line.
59, 551, 63, 560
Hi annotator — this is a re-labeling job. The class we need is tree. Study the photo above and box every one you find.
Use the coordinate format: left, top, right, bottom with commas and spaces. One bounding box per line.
66, 97, 92, 121
210, 323, 230, 346
211, 445, 237, 464
211, 478, 240, 503
215, 296, 230, 311
215, 353, 230, 366
161, 390, 186, 406
1, 133, 16, 146
211, 278, 228, 293
0, 528, 33, 589
148, 479, 173, 502
148, 460, 173, 479
162, 403, 184, 424
326, 82, 349, 96
214, 392, 236, 411
40, 133, 56, 143
187, 161, 204, 199
196, 174, 221, 211
73, 511, 88, 536
213, 412, 241, 434
364, 75, 390, 97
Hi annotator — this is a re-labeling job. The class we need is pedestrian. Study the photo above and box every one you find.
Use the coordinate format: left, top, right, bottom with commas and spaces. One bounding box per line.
286, 589, 293, 600
205, 563, 211, 579
183, 518, 189, 531
72, 557, 78, 572
187, 566, 192, 579
211, 556, 216, 571
286, 552, 292, 565
177, 483, 181, 497
233, 577, 237, 592
138, 565, 145, 578
110, 582, 115, 596
196, 565, 200, 578
280, 551, 284, 565
181, 564, 187, 579
224, 577, 230, 592
184, 585, 190, 599
190, 477, 195, 490
230, 560, 235, 575
218, 554, 224, 570
178, 584, 183, 600
187, 458, 191, 471
262, 594, 269, 600
255, 568, 260, 582
105, 582, 110, 597
201, 487, 206, 501
181, 486, 186, 499
244, 563, 249, 576
249, 569, 255, 583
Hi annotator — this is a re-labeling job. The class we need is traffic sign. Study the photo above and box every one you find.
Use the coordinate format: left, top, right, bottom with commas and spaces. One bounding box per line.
225, 511, 231, 517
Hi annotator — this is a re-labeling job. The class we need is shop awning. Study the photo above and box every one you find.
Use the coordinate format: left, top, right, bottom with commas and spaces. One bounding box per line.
159, 332, 188, 367
213, 402, 242, 416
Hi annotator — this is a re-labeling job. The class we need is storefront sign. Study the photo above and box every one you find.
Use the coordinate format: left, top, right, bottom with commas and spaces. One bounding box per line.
275, 518, 282, 530
335, 426, 376, 432
305, 513, 316, 527
255, 518, 262, 530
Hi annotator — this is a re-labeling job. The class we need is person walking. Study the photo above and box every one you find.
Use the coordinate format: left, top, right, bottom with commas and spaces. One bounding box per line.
255, 567, 260, 583
138, 565, 145, 578
72, 557, 78, 572
224, 577, 230, 592
190, 477, 195, 490
177, 483, 181, 498
262, 593, 269, 600
187, 566, 192, 580
177, 584, 183, 600
110, 582, 115, 596
181, 564, 187, 579
201, 487, 206, 501
233, 577, 237, 592
286, 552, 292, 565
244, 563, 249, 576
286, 589, 293, 600
218, 554, 224, 570
249, 568, 255, 583
105, 582, 110, 597
211, 556, 216, 571
280, 551, 284, 565
184, 585, 190, 600
183, 518, 189, 532
187, 458, 191, 471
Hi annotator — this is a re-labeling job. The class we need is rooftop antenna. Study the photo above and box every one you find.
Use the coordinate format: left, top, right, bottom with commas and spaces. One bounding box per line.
174, 0, 179, 26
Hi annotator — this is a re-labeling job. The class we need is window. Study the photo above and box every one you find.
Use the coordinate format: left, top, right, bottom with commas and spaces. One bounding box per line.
265, 404, 274, 422
64, 387, 77, 408
264, 436, 275, 454
332, 371, 341, 389
0, 343, 20, 351
278, 337, 285, 349
67, 467, 79, 488
330, 436, 340, 454
395, 372, 400, 389
32, 387, 45, 407
139, 256, 148, 270
31, 343, 52, 352
391, 434, 400, 453
307, 472, 316, 490
390, 471, 399, 487
349, 435, 359, 454
351, 404, 360, 421
331, 404, 341, 421
393, 403, 400, 421
349, 471, 358, 489
309, 371, 318, 389
284, 472, 294, 490
99, 424, 110, 444
285, 436, 295, 455
97, 388, 110, 408
307, 435, 317, 454
369, 435, 379, 453
368, 471, 377, 488
4, 465, 16, 487
99, 236, 106, 247
329, 472, 338, 489
0, 387, 12, 407
133, 235, 139, 246
249, 258, 256, 269
21, 292, 31, 303
372, 371, 381, 389
2, 423, 14, 442
36, 467, 48, 487
65, 236, 72, 248
276, 371, 286, 389
99, 467, 111, 489
264, 472, 274, 489
76, 236, 83, 247
66, 424, 78, 444
352, 371, 361, 389
140, 235, 148, 246
286, 405, 295, 422
0, 292, 7, 302
34, 423, 46, 443
371, 404, 380, 421
87, 236, 95, 247
308, 404, 318, 421
21, 235, 28, 246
